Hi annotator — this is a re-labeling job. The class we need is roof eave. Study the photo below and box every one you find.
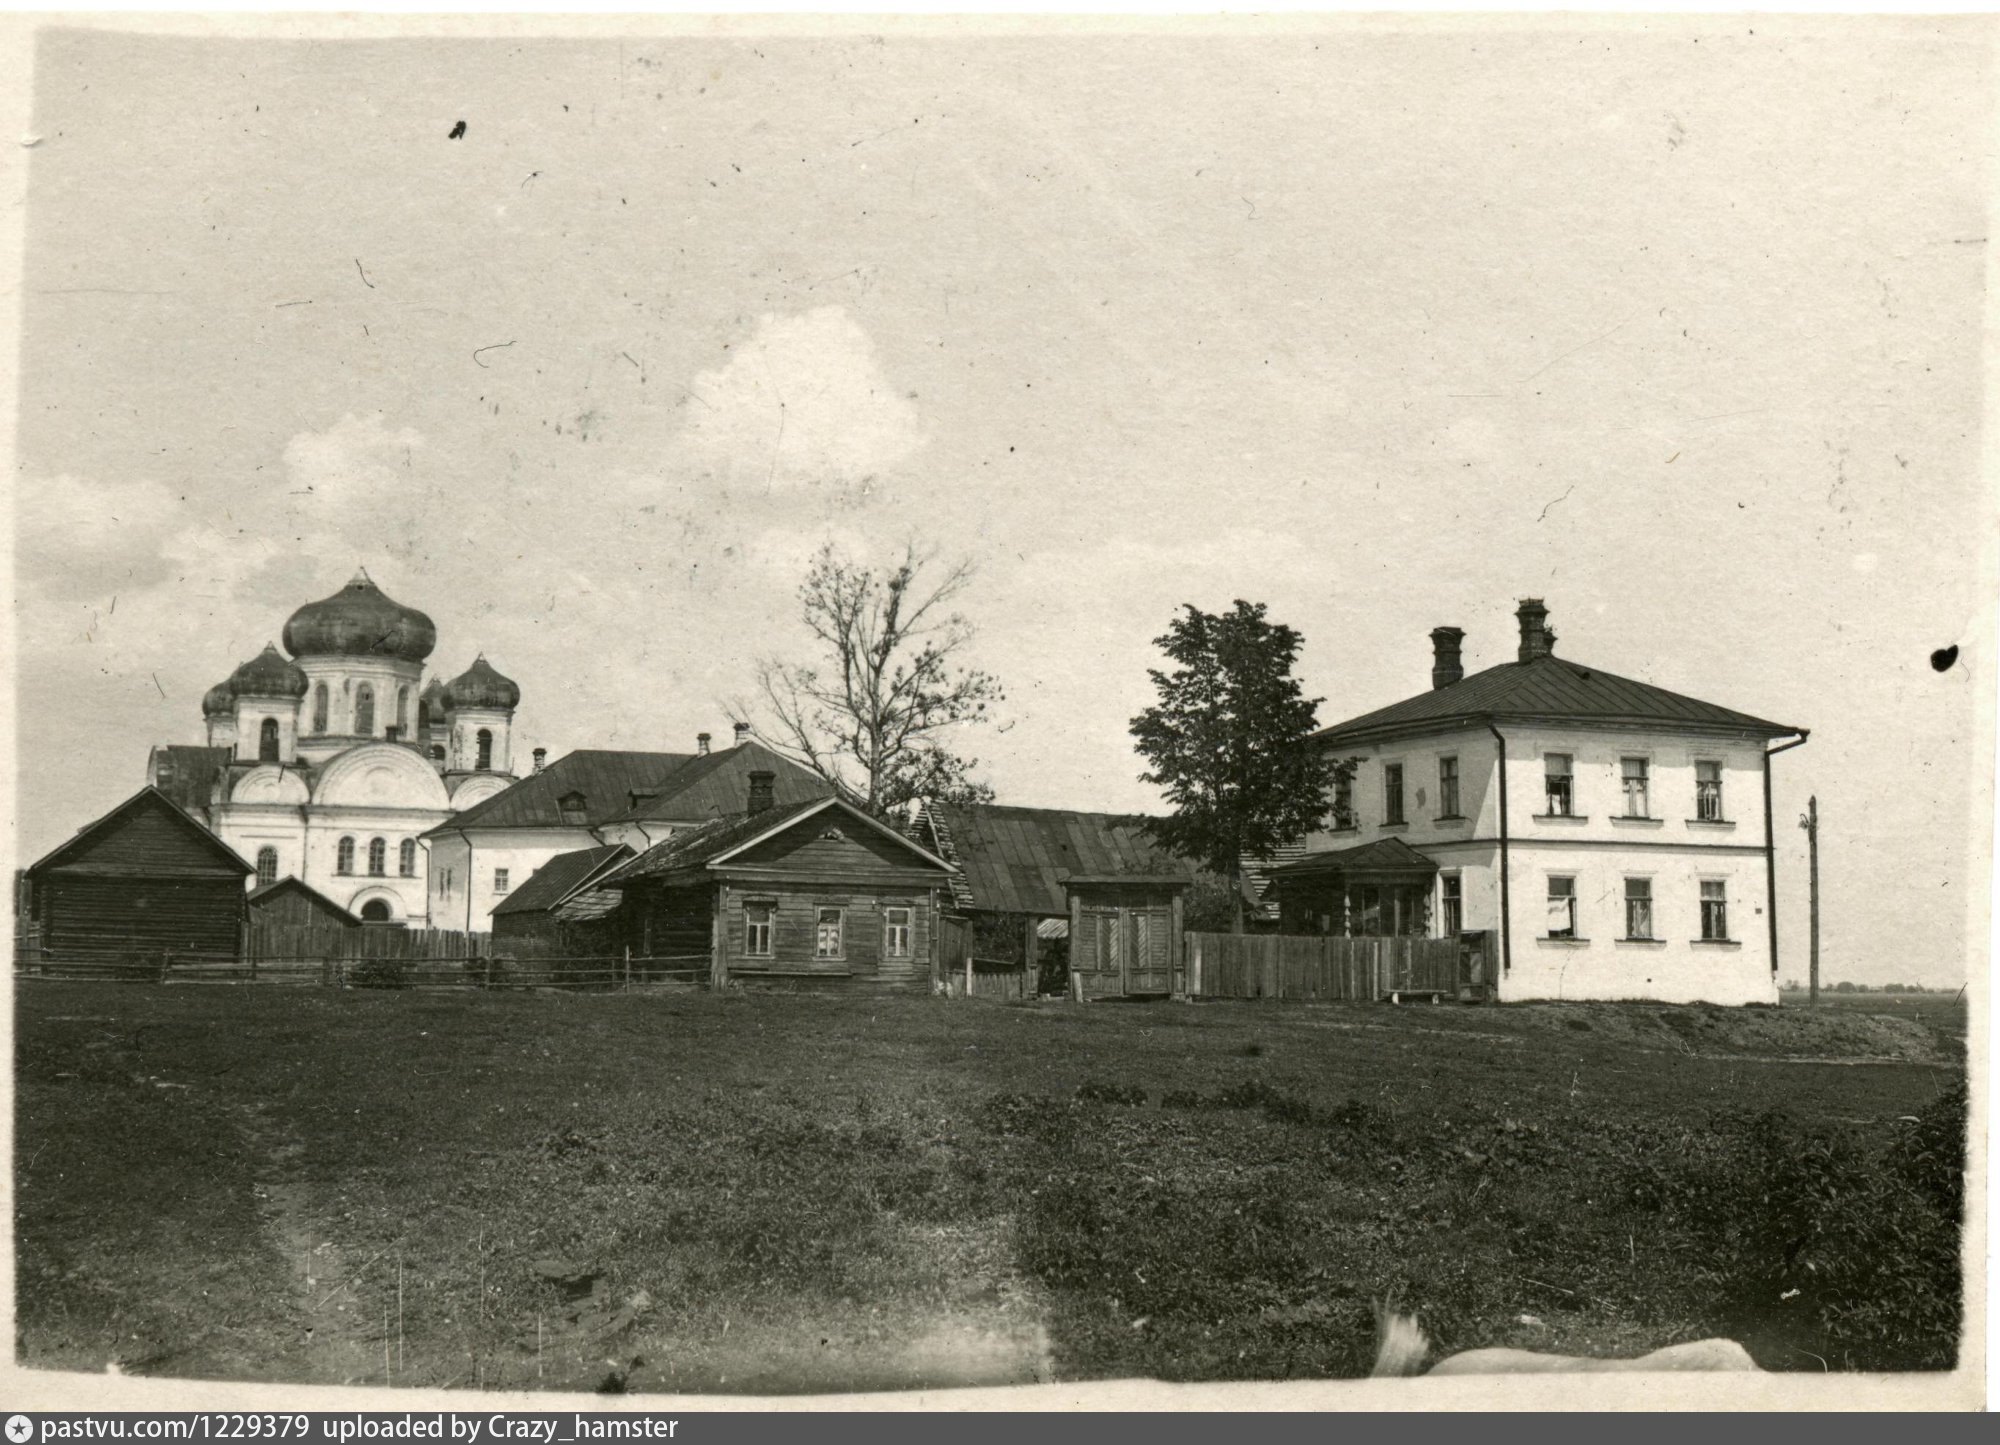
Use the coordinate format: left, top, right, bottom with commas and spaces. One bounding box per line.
1316, 710, 1804, 748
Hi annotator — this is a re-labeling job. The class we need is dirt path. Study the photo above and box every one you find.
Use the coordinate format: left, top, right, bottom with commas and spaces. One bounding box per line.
236, 1102, 397, 1387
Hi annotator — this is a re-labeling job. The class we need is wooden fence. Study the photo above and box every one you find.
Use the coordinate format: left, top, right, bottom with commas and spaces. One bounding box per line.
16, 942, 711, 991
1186, 931, 1466, 1002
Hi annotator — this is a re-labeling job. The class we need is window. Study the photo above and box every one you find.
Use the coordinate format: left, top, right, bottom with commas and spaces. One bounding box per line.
476, 728, 494, 770
417, 698, 431, 735
355, 684, 375, 737
1331, 770, 1356, 829
1546, 876, 1577, 938
399, 839, 417, 877
360, 899, 392, 923
336, 836, 356, 875
255, 847, 279, 886
430, 744, 446, 762
258, 716, 280, 762
884, 907, 913, 957
493, 868, 510, 894
559, 791, 587, 825
1383, 763, 1405, 825
1621, 756, 1650, 817
1695, 761, 1724, 821
397, 687, 410, 735
367, 837, 387, 877
1438, 756, 1460, 817
1624, 878, 1654, 940
744, 901, 775, 956
815, 907, 845, 959
1545, 754, 1573, 815
1439, 873, 1462, 936
1700, 881, 1730, 941
1355, 885, 1383, 937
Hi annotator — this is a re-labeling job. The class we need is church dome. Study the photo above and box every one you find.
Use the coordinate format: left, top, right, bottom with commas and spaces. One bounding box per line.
227, 643, 309, 699
441, 655, 520, 712
202, 679, 235, 717
282, 569, 436, 664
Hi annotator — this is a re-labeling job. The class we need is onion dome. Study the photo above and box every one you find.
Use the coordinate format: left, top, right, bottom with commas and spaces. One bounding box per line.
282, 569, 436, 664
227, 643, 309, 699
441, 654, 520, 712
201, 679, 235, 717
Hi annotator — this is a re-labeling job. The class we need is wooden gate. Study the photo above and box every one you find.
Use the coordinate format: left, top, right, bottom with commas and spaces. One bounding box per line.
1071, 887, 1181, 998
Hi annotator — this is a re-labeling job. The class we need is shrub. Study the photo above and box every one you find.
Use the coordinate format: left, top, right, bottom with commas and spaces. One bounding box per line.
347, 956, 410, 990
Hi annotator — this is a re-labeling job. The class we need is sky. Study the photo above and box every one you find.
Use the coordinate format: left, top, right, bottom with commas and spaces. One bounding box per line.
9, 17, 1994, 986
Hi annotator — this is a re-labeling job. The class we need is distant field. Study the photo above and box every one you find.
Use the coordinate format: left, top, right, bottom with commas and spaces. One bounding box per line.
1780, 990, 1969, 1043
15, 984, 1965, 1394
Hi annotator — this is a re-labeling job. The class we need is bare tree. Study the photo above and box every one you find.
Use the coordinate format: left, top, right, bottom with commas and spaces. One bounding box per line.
742, 540, 1004, 815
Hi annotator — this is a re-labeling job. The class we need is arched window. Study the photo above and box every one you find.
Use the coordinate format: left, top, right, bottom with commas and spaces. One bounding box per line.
255, 847, 279, 885
336, 836, 356, 874
397, 687, 410, 735
417, 697, 430, 734
258, 717, 280, 762
430, 744, 446, 762
355, 684, 375, 736
399, 839, 417, 877
360, 899, 392, 923
312, 683, 328, 734
476, 728, 494, 770
367, 837, 387, 876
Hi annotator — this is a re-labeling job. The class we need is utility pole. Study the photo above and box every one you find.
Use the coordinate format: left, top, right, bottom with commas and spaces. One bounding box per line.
1799, 796, 1820, 1005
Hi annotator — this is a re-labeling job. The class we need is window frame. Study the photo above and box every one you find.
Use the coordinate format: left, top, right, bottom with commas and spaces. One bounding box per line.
1694, 759, 1725, 822
258, 716, 281, 762
883, 906, 914, 958
1546, 874, 1578, 939
476, 728, 494, 770
1699, 879, 1731, 942
492, 867, 510, 895
367, 837, 387, 877
1383, 762, 1406, 826
814, 906, 846, 960
311, 683, 329, 734
744, 899, 776, 957
336, 836, 356, 875
354, 683, 375, 737
1623, 876, 1655, 941
398, 839, 418, 878
1619, 755, 1651, 819
1437, 755, 1461, 819
1544, 753, 1574, 817
1331, 770, 1356, 830
1439, 871, 1463, 937
255, 846, 279, 886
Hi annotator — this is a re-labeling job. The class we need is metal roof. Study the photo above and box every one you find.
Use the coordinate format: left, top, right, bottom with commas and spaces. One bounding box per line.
603, 742, 834, 824
1266, 836, 1440, 883
1312, 653, 1800, 745
602, 797, 955, 887
490, 844, 634, 916
428, 749, 696, 834
919, 803, 1193, 918
149, 745, 234, 815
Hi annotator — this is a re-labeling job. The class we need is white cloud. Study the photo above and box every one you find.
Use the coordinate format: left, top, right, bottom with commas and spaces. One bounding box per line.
678, 306, 924, 491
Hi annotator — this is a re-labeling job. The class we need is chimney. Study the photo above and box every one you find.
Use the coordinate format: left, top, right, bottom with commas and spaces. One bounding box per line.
1430, 626, 1465, 691
697, 731, 712, 756
1517, 598, 1554, 662
532, 747, 547, 774
747, 770, 775, 815
733, 721, 752, 747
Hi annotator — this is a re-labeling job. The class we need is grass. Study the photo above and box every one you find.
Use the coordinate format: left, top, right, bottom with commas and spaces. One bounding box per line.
15, 984, 1967, 1392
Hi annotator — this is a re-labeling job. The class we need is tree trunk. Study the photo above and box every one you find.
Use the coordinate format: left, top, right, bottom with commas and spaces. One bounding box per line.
1230, 864, 1246, 935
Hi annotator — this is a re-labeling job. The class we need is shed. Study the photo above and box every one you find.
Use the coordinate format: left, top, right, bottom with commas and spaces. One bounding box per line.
490, 843, 634, 950
912, 802, 1196, 998
23, 787, 253, 963
245, 876, 362, 932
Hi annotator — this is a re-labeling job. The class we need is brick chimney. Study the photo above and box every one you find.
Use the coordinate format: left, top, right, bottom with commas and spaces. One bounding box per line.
697, 731, 711, 756
531, 747, 547, 774
733, 721, 752, 748
1430, 626, 1465, 690
747, 770, 775, 815
1517, 599, 1555, 662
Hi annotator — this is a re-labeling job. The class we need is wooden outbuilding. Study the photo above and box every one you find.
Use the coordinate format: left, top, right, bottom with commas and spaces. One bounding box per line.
596, 781, 958, 990
22, 787, 253, 963
245, 876, 363, 932
490, 843, 633, 951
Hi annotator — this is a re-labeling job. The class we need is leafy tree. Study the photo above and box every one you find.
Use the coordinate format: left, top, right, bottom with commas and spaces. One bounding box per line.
1130, 600, 1348, 931
742, 540, 1003, 817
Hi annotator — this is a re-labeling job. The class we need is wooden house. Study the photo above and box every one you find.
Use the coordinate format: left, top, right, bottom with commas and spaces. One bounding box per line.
22, 787, 253, 962
489, 843, 633, 951
245, 875, 363, 932
912, 803, 1196, 999
595, 776, 958, 990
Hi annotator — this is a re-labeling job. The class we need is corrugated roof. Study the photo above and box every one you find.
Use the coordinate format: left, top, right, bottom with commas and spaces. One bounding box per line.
427, 749, 695, 834
603, 742, 835, 824
921, 803, 1193, 917
1314, 653, 1798, 744
148, 745, 234, 815
490, 844, 634, 916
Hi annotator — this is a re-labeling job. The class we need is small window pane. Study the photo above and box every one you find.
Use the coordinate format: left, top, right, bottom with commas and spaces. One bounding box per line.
815, 907, 844, 958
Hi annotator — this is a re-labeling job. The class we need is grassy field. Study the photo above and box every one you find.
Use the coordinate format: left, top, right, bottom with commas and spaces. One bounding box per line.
15, 983, 1967, 1393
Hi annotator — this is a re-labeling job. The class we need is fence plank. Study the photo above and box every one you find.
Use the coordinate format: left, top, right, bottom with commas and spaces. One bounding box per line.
1182, 932, 1460, 1002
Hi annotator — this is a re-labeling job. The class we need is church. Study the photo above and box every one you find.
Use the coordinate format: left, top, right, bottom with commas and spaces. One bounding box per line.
147, 570, 522, 925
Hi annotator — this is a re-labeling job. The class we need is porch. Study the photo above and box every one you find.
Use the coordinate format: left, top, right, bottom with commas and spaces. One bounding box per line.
1262, 836, 1440, 938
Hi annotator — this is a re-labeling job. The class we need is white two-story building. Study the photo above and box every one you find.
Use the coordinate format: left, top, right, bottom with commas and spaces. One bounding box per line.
1262, 599, 1808, 1005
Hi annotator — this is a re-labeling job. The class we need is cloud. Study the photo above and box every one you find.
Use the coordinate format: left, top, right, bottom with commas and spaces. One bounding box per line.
16, 474, 194, 600
678, 306, 925, 491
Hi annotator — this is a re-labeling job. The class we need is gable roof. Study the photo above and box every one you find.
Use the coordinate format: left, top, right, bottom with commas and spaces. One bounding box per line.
604, 741, 835, 824
601, 797, 955, 887
1265, 836, 1440, 884
1312, 653, 1802, 746
246, 875, 363, 925
29, 787, 254, 878
426, 749, 696, 834
918, 803, 1194, 917
490, 844, 635, 917
148, 744, 234, 814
